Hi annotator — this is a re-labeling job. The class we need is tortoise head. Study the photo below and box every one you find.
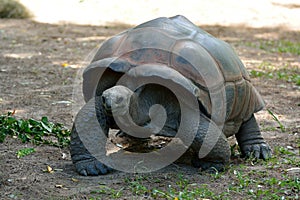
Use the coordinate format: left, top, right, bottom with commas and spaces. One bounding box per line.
102, 85, 133, 116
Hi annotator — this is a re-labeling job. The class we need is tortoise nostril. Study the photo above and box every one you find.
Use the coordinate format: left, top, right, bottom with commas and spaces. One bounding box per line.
101, 96, 106, 105
104, 96, 113, 110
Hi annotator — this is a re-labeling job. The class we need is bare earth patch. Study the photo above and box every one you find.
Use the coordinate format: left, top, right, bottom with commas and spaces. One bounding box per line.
0, 19, 299, 199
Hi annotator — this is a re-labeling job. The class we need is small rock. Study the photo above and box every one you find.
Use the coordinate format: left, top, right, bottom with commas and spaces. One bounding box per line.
61, 153, 67, 159
286, 146, 294, 150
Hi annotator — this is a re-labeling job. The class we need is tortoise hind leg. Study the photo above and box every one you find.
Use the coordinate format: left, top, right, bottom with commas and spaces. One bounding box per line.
190, 114, 231, 172
235, 115, 272, 160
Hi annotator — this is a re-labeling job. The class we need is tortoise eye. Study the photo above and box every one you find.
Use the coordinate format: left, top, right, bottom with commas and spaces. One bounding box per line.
116, 97, 124, 104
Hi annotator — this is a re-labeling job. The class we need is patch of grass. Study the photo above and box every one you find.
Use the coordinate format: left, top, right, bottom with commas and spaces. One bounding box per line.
126, 176, 150, 196
87, 153, 299, 200
90, 168, 299, 200
123, 174, 224, 199
0, 111, 70, 147
259, 40, 300, 55
275, 146, 296, 156
233, 171, 296, 200
90, 185, 124, 199
272, 146, 300, 166
227, 164, 300, 200
16, 147, 35, 158
0, 0, 31, 18
245, 39, 300, 55
250, 62, 300, 86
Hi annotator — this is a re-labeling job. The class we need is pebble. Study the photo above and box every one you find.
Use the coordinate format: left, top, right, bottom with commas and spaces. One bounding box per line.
286, 145, 294, 150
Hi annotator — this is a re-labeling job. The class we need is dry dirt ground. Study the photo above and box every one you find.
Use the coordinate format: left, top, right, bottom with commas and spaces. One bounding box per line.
0, 18, 299, 199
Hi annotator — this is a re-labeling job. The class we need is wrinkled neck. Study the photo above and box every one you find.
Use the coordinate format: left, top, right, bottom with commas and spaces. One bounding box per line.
129, 92, 139, 122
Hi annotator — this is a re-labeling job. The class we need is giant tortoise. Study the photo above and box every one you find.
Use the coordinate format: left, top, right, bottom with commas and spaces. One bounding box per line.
70, 15, 272, 176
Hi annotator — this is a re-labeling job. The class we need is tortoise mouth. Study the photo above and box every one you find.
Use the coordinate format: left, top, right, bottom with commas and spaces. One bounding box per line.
103, 104, 113, 116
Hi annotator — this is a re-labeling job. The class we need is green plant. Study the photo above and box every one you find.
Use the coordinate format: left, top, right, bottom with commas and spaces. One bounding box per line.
125, 176, 150, 196
250, 62, 300, 86
267, 109, 286, 132
259, 40, 300, 55
227, 167, 300, 199
124, 174, 223, 199
245, 39, 300, 55
0, 112, 70, 147
16, 147, 35, 158
88, 167, 299, 200
90, 186, 124, 199
0, 0, 31, 18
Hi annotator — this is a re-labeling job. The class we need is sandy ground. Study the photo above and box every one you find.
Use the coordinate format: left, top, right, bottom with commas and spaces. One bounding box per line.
20, 0, 300, 30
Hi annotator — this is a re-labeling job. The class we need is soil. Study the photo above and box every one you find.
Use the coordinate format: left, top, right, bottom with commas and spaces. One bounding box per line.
0, 18, 299, 199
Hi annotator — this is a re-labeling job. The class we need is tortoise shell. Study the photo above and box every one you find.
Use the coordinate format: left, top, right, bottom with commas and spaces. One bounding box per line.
82, 15, 264, 137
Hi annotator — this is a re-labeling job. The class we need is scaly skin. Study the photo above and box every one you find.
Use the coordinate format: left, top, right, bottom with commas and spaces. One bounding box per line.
70, 96, 113, 176
70, 126, 112, 176
190, 113, 231, 172
235, 115, 272, 160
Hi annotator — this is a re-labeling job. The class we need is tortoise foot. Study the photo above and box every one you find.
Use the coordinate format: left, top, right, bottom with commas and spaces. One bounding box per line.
236, 115, 272, 160
191, 158, 226, 173
74, 158, 113, 176
240, 143, 272, 160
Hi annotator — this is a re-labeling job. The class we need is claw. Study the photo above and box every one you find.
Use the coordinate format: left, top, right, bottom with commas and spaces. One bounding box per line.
192, 157, 226, 172
253, 144, 260, 159
95, 162, 112, 174
86, 164, 99, 176
261, 144, 272, 160
241, 143, 272, 160
79, 169, 88, 176
74, 158, 113, 176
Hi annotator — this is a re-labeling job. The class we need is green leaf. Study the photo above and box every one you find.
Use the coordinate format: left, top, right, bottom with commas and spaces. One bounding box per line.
0, 130, 7, 143
28, 118, 40, 126
267, 109, 286, 132
16, 147, 35, 158
0, 112, 71, 147
41, 116, 49, 124
41, 121, 52, 133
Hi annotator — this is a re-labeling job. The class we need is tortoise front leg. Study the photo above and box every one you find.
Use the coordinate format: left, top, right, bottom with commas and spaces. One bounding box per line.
235, 115, 272, 160
70, 126, 112, 176
190, 114, 231, 172
70, 96, 113, 176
